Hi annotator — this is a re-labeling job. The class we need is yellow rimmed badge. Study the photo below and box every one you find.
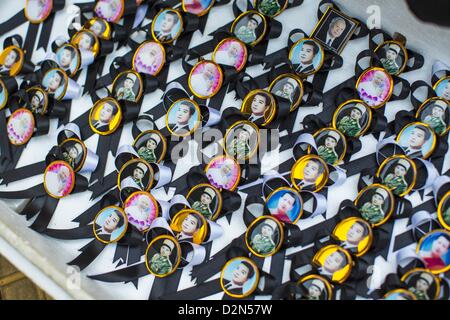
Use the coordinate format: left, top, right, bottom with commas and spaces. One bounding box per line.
432, 76, 450, 103
117, 158, 154, 192
186, 183, 223, 221
415, 97, 449, 136
42, 67, 69, 101
93, 205, 128, 244
132, 40, 166, 77
416, 229, 450, 275
373, 40, 408, 76
288, 38, 325, 77
24, 0, 53, 24
182, 0, 215, 17
83, 17, 112, 40
230, 10, 267, 47
123, 190, 159, 233
332, 217, 373, 257
112, 70, 144, 103
71, 29, 100, 58
7, 108, 36, 146
25, 86, 49, 115
245, 215, 284, 258
332, 99, 372, 138
265, 186, 303, 224
355, 67, 393, 109
165, 98, 202, 137
224, 120, 260, 161
132, 130, 167, 164
268, 73, 304, 111
401, 268, 440, 300
145, 235, 182, 277
312, 244, 353, 284
205, 155, 241, 192
151, 9, 184, 44
437, 191, 450, 231
240, 89, 277, 127
0, 45, 24, 77
383, 288, 417, 300
312, 127, 347, 166
290, 154, 329, 192
297, 274, 333, 300
376, 155, 417, 197
170, 209, 208, 244
395, 121, 436, 160
58, 137, 87, 173
43, 160, 75, 199
220, 256, 260, 298
89, 97, 123, 135
188, 60, 223, 99
354, 183, 395, 227
212, 37, 248, 72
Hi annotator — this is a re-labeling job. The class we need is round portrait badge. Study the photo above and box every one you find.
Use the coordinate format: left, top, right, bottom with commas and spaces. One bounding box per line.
205, 155, 241, 191
0, 45, 24, 76
71, 29, 100, 57
269, 73, 304, 111
231, 11, 267, 47
356, 67, 393, 109
186, 183, 222, 221
241, 89, 276, 127
332, 217, 373, 257
165, 98, 201, 137
245, 216, 283, 257
312, 245, 353, 283
132, 41, 166, 76
94, 0, 124, 23
383, 289, 416, 300
433, 76, 450, 102
170, 209, 208, 244
255, 0, 288, 17
291, 155, 329, 192
354, 183, 394, 227
112, 70, 143, 103
151, 9, 183, 44
7, 108, 35, 146
42, 68, 68, 100
224, 120, 259, 160
401, 268, 440, 300
93, 206, 128, 244
212, 38, 248, 72
376, 155, 417, 197
24, 0, 53, 24
117, 158, 154, 192
312, 128, 347, 166
145, 235, 181, 277
220, 257, 259, 298
0, 78, 8, 110
416, 97, 449, 136
59, 138, 87, 172
89, 97, 123, 135
288, 38, 324, 77
297, 274, 333, 300
438, 191, 450, 231
332, 99, 372, 138
43, 160, 75, 199
266, 187, 303, 224
84, 17, 112, 40
133, 130, 167, 164
373, 40, 408, 76
25, 86, 48, 115
182, 0, 214, 16
417, 229, 450, 274
395, 122, 436, 159
124, 191, 159, 232
188, 60, 223, 99
55, 44, 81, 77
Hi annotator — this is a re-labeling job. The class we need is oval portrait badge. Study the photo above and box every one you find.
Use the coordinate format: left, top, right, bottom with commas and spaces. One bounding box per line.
145, 235, 181, 277
43, 160, 75, 199
205, 155, 241, 191
7, 108, 35, 146
291, 155, 329, 192
93, 206, 128, 244
356, 67, 393, 109
220, 257, 259, 298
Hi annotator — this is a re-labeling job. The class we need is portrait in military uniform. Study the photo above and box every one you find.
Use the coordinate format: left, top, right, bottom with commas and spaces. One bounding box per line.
93, 206, 127, 243
266, 188, 302, 224
146, 236, 179, 276
221, 257, 258, 298
402, 270, 438, 300
314, 129, 345, 165
298, 275, 331, 300
378, 156, 415, 196
187, 184, 220, 220
291, 156, 327, 192
269, 74, 303, 110
311, 7, 358, 54
133, 130, 166, 164
396, 122, 436, 159
417, 98, 449, 136
434, 78, 450, 101
60, 139, 85, 171
289, 39, 323, 76
170, 210, 207, 244
332, 217, 372, 256
118, 160, 153, 192
334, 100, 370, 138
166, 99, 200, 136
225, 121, 259, 160
247, 217, 281, 257
256, 0, 287, 17
241, 90, 276, 126
376, 41, 406, 75
232, 12, 266, 46
438, 194, 450, 228
356, 185, 393, 226
26, 87, 47, 115
152, 9, 182, 44
113, 71, 142, 103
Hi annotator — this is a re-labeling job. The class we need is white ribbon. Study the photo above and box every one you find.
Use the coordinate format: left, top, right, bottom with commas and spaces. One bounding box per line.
63, 77, 82, 100
412, 158, 439, 191
433, 175, 450, 206
152, 163, 172, 189
203, 106, 221, 128
300, 190, 327, 218
179, 241, 206, 268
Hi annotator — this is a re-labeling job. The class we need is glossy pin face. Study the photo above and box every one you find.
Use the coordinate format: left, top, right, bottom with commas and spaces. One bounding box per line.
212, 38, 248, 72
182, 0, 214, 16
55, 44, 80, 77
245, 216, 283, 257
332, 99, 372, 138
297, 275, 333, 300
220, 257, 259, 298
94, 0, 124, 23
124, 191, 158, 232
133, 130, 167, 164
266, 187, 303, 224
25, 0, 53, 23
269, 73, 304, 111
416, 97, 449, 136
240, 89, 276, 127
132, 41, 166, 76
93, 206, 128, 244
186, 183, 222, 221
188, 61, 223, 99
289, 38, 324, 76
59, 138, 87, 172
84, 17, 112, 40
151, 9, 183, 44
291, 155, 328, 192
224, 121, 259, 161
89, 98, 122, 135
231, 11, 267, 47
255, 0, 288, 17
7, 108, 35, 146
43, 161, 75, 199
71, 30, 100, 57
312, 128, 347, 166
396, 122, 436, 160
205, 156, 241, 191
0, 46, 24, 76
25, 86, 48, 115
165, 99, 201, 137
417, 230, 450, 274
42, 68, 68, 100
145, 235, 181, 277
401, 268, 440, 300
332, 217, 373, 257
384, 289, 416, 300
112, 70, 143, 103
169, 209, 208, 244
433, 76, 450, 102
376, 155, 416, 197
373, 40, 408, 76
356, 67, 393, 109
312, 245, 352, 283
355, 184, 394, 227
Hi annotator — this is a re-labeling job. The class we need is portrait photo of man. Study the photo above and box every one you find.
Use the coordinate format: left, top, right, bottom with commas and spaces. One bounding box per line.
94, 208, 125, 243
91, 101, 120, 133
222, 260, 256, 296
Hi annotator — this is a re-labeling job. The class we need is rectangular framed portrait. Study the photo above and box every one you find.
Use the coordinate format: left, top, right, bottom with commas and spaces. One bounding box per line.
310, 6, 359, 54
